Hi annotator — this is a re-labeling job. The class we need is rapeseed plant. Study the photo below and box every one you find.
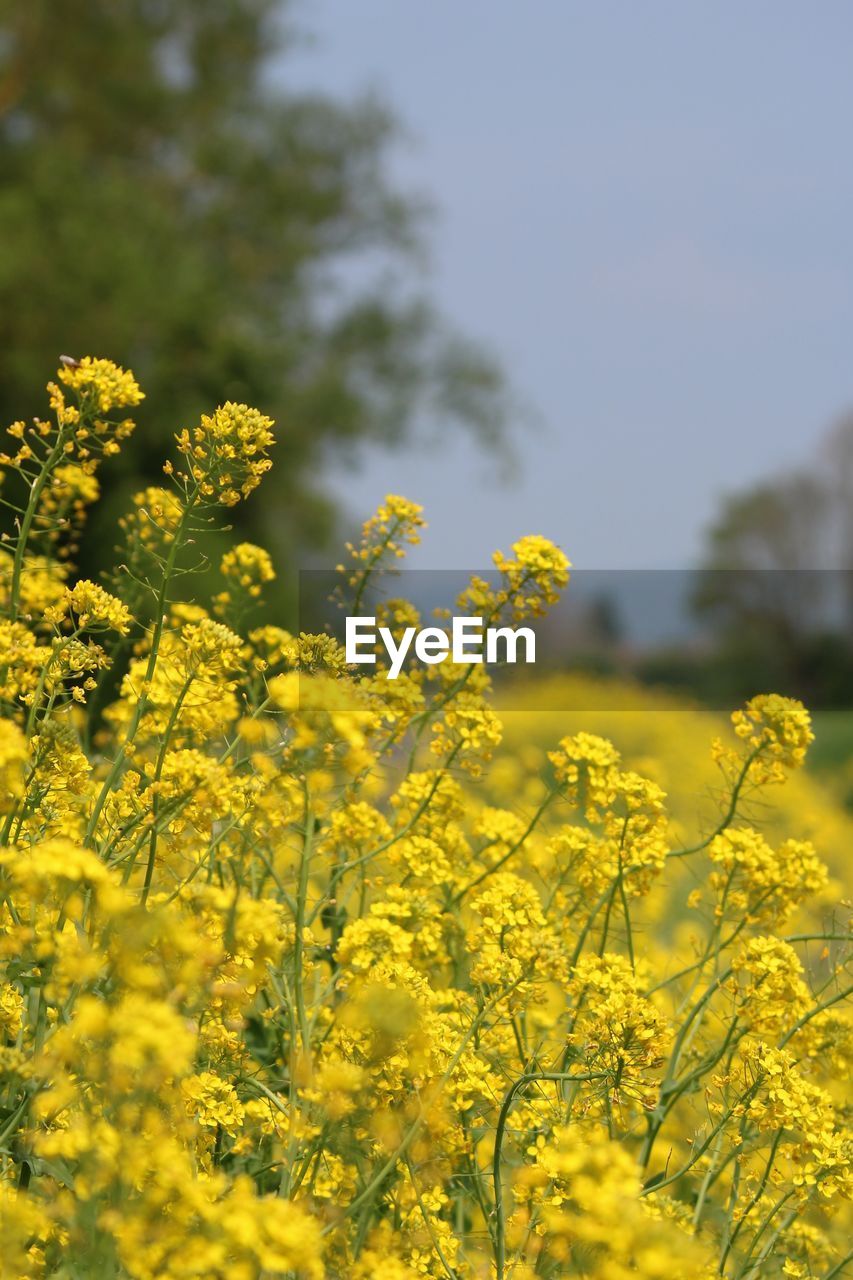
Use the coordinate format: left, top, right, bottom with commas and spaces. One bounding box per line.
0, 360, 850, 1279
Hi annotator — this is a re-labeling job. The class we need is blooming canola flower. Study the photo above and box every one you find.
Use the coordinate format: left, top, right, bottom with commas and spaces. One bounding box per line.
0, 362, 848, 1280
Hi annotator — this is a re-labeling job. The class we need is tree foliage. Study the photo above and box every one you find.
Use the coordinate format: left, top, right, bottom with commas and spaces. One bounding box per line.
693, 417, 853, 706
0, 0, 508, 575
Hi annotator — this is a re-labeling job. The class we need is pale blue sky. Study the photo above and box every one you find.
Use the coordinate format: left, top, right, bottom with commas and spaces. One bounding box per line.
287, 2, 853, 569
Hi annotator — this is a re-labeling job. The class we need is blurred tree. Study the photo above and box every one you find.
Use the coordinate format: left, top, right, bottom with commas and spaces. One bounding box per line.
0, 0, 509, 585
824, 415, 853, 629
691, 417, 853, 707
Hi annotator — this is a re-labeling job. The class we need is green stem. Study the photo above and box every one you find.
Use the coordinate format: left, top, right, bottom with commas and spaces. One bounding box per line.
84, 495, 196, 846
821, 1251, 853, 1280
493, 1071, 605, 1280
719, 1130, 782, 1273
668, 748, 761, 859
337, 977, 527, 1243
140, 674, 194, 903
293, 789, 314, 1050
7, 435, 68, 623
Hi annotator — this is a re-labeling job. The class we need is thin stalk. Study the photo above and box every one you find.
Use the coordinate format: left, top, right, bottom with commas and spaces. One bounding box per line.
493, 1071, 606, 1280
293, 789, 315, 1050
84, 494, 196, 846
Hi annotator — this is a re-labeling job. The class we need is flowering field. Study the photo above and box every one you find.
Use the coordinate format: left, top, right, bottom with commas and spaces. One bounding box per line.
0, 361, 850, 1279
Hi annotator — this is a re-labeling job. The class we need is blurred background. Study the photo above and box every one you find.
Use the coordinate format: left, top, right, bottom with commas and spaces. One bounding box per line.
1, 1, 851, 756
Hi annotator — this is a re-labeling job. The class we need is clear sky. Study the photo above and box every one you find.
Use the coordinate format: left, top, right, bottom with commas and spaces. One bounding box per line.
285, 2, 853, 570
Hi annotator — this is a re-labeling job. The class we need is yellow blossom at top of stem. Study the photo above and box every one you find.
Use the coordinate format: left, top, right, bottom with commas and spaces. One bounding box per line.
430, 691, 503, 776
65, 580, 132, 634
707, 826, 828, 924
173, 402, 275, 505
57, 356, 144, 413
732, 936, 812, 1034
179, 617, 244, 679
548, 730, 621, 817
492, 533, 570, 616
731, 693, 814, 775
361, 494, 426, 551
345, 494, 426, 586
182, 1070, 246, 1134
220, 542, 276, 595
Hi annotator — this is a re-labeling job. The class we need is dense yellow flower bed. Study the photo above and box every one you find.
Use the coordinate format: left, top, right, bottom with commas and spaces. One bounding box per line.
0, 361, 850, 1279
499, 676, 853, 881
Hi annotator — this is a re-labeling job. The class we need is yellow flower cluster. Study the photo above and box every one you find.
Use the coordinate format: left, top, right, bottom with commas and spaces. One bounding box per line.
58, 355, 145, 413
214, 543, 277, 622
492, 533, 571, 618
732, 936, 812, 1034
455, 533, 570, 628
64, 579, 133, 634
548, 731, 622, 816
513, 1125, 715, 1278
430, 690, 503, 776
349, 493, 426, 566
716, 691, 815, 785
708, 826, 828, 923
567, 952, 667, 1110
0, 362, 849, 1280
172, 402, 275, 505
0, 719, 28, 809
547, 734, 669, 894
221, 542, 276, 595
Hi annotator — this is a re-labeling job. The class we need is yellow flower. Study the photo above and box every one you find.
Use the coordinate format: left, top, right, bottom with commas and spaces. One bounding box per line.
66, 579, 132, 634
430, 691, 503, 775
57, 356, 144, 413
348, 493, 426, 572
728, 692, 814, 782
548, 731, 620, 817
182, 1071, 246, 1134
174, 401, 275, 505
2, 362, 850, 1280
708, 826, 828, 923
120, 484, 185, 551
0, 981, 24, 1040
217, 542, 276, 613
493, 533, 571, 617
733, 936, 812, 1035
0, 719, 28, 811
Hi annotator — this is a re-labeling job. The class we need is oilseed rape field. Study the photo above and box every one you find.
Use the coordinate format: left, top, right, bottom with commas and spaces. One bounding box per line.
0, 360, 850, 1279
